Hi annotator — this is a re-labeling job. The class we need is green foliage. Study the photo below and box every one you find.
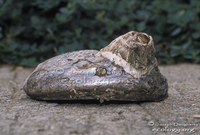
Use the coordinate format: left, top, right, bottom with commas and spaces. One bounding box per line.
0, 0, 200, 66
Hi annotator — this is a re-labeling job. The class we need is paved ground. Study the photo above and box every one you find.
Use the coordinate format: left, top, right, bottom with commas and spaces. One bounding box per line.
0, 63, 200, 135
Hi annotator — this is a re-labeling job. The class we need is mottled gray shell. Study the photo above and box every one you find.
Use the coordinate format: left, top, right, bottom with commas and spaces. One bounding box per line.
23, 31, 168, 103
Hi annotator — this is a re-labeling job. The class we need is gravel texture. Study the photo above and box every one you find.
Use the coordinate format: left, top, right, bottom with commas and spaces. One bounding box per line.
0, 63, 200, 135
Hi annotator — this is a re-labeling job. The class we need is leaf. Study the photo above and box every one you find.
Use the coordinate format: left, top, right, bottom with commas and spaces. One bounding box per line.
0, 27, 2, 39
183, 55, 193, 59
181, 10, 192, 23
28, 57, 36, 66
9, 42, 18, 50
182, 40, 191, 50
21, 44, 30, 51
55, 13, 66, 23
31, 16, 40, 24
170, 46, 181, 57
170, 50, 181, 57
20, 58, 28, 66
136, 22, 146, 32
106, 26, 113, 35
170, 45, 181, 50
96, 11, 105, 20
75, 28, 82, 37
60, 7, 68, 14
88, 41, 96, 49
153, 35, 161, 44
58, 46, 65, 53
20, 57, 38, 66
192, 32, 200, 39
171, 28, 181, 36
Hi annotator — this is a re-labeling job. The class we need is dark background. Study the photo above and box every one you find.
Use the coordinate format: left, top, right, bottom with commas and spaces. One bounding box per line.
0, 0, 200, 66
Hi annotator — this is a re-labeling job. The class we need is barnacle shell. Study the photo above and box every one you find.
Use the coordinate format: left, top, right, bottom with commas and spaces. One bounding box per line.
97, 31, 156, 78
23, 31, 168, 102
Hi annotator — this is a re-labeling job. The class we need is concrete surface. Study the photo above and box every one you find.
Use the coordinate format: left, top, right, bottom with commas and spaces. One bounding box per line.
0, 63, 200, 135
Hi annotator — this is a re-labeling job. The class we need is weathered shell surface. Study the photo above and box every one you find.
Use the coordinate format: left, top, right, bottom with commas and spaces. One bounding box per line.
98, 31, 156, 78
23, 31, 168, 103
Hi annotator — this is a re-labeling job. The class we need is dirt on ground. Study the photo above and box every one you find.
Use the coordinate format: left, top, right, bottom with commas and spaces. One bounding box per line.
0, 63, 200, 135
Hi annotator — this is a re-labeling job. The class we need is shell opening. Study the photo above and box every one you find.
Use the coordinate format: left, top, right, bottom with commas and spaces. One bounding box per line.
131, 31, 151, 46
98, 31, 157, 78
